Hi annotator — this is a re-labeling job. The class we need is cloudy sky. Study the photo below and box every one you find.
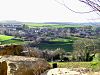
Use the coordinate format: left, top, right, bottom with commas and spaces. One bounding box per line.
0, 0, 99, 22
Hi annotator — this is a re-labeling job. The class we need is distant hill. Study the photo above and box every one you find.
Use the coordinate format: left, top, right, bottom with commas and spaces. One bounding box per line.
0, 20, 22, 24
43, 22, 100, 26
24, 22, 100, 26
0, 20, 100, 26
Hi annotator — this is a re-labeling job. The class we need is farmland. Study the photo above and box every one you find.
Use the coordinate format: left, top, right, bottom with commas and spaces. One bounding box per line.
0, 34, 27, 45
36, 37, 79, 51
0, 34, 79, 51
27, 23, 82, 28
0, 35, 78, 51
1, 39, 27, 45
0, 34, 14, 41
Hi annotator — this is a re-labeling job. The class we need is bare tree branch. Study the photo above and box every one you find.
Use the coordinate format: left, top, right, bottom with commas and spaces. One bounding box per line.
97, 0, 100, 2
79, 0, 100, 12
55, 0, 95, 13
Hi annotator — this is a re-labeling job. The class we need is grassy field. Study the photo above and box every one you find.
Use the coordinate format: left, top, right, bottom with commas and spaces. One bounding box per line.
36, 42, 73, 51
27, 23, 82, 28
49, 38, 72, 42
0, 34, 28, 45
0, 34, 14, 41
0, 35, 78, 51
49, 62, 100, 71
36, 37, 78, 51
1, 39, 27, 45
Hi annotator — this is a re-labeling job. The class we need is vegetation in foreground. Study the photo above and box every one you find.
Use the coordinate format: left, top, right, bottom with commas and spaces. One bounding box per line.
49, 62, 100, 71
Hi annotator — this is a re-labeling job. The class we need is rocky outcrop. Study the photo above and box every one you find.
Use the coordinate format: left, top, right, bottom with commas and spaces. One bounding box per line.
0, 55, 51, 75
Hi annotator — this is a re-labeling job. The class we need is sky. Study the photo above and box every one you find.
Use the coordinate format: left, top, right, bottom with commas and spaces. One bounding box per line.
0, 0, 100, 22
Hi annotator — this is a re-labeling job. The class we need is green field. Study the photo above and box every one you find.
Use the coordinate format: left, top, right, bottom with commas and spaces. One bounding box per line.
49, 62, 100, 71
27, 23, 82, 28
0, 34, 14, 41
50, 38, 72, 42
0, 35, 77, 51
0, 34, 28, 45
1, 39, 27, 45
36, 37, 78, 51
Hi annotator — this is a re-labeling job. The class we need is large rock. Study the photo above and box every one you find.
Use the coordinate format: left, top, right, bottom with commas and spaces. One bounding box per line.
0, 55, 51, 75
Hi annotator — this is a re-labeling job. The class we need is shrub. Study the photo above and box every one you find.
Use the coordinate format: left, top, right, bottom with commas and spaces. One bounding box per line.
93, 53, 100, 62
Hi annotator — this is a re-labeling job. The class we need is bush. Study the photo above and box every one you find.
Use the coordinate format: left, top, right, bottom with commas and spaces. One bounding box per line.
90, 62, 100, 71
93, 53, 100, 62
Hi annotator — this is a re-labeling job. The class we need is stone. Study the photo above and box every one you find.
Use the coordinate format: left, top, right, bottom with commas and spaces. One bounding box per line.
47, 68, 81, 75
0, 55, 51, 75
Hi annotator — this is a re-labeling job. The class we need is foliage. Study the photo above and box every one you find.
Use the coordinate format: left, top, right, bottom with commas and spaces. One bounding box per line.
90, 62, 100, 71
23, 47, 44, 58
73, 38, 97, 61
93, 53, 100, 62
52, 48, 65, 61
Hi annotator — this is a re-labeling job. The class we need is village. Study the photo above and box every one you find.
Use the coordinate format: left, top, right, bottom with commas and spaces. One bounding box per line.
0, 23, 97, 41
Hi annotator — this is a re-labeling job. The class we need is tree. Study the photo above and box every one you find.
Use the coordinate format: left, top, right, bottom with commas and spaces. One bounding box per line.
73, 38, 97, 61
23, 47, 44, 58
95, 27, 100, 38
54, 0, 95, 13
23, 24, 29, 29
93, 53, 100, 61
55, 0, 100, 14
79, 0, 100, 13
53, 48, 65, 61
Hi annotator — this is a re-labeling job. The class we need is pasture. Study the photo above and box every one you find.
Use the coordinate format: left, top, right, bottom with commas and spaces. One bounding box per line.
0, 34, 14, 41
36, 37, 79, 51
0, 34, 27, 45
1, 39, 27, 45
49, 62, 100, 71
26, 23, 82, 28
